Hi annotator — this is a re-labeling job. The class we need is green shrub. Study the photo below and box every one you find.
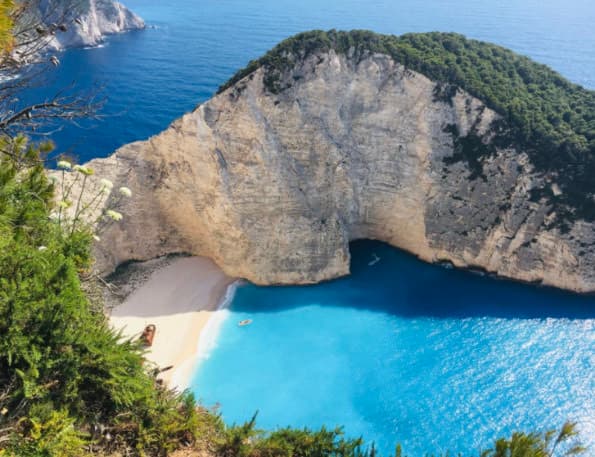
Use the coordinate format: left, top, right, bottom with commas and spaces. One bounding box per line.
0, 137, 202, 456
4, 406, 87, 457
215, 413, 368, 457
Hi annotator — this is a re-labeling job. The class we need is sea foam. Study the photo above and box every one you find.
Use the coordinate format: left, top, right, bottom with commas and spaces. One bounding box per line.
194, 280, 241, 364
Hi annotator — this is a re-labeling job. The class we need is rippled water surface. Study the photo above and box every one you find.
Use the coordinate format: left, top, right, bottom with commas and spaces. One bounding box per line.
27, 1, 595, 454
23, 0, 595, 161
192, 241, 594, 455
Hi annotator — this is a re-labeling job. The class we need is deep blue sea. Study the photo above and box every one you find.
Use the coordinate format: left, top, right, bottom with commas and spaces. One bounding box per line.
23, 0, 595, 161
25, 0, 595, 455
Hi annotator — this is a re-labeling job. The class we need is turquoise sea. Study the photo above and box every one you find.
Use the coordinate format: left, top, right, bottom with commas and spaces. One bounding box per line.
192, 241, 594, 455
22, 0, 595, 455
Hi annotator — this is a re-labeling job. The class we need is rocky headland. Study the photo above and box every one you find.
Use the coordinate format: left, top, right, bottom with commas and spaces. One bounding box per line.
34, 0, 144, 49
72, 31, 595, 293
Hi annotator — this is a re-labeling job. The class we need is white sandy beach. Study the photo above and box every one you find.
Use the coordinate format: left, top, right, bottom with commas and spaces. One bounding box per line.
109, 256, 234, 390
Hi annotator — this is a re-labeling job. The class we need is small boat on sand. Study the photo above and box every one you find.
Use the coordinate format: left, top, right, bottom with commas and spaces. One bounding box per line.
238, 319, 252, 327
140, 324, 156, 347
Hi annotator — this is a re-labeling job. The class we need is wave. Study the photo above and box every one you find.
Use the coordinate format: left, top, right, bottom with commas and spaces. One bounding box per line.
0, 72, 20, 83
83, 43, 107, 50
194, 280, 241, 364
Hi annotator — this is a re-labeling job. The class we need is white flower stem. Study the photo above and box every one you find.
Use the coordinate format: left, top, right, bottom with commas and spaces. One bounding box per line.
58, 169, 65, 228
70, 174, 88, 235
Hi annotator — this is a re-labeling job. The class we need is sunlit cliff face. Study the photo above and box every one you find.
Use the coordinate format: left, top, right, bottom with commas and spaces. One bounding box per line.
57, 49, 595, 293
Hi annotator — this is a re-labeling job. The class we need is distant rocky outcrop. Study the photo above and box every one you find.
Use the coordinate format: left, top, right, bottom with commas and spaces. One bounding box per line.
35, 0, 144, 49
68, 31, 595, 293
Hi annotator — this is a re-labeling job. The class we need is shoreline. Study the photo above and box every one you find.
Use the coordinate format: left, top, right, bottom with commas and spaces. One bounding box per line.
169, 281, 240, 389
109, 256, 236, 390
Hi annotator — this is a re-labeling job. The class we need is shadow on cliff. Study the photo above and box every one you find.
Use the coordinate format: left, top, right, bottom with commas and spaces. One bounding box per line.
229, 240, 595, 320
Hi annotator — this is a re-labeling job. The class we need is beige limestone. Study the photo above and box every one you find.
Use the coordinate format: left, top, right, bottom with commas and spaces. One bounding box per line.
59, 51, 595, 293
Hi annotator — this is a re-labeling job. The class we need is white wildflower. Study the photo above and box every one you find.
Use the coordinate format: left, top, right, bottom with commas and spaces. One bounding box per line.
57, 160, 72, 170
118, 186, 132, 197
74, 165, 94, 176
100, 178, 113, 190
106, 210, 123, 221
48, 175, 59, 183
38, 246, 47, 251
93, 235, 101, 242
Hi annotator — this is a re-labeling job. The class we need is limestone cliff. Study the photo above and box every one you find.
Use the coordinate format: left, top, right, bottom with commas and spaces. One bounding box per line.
35, 0, 144, 49
72, 32, 595, 293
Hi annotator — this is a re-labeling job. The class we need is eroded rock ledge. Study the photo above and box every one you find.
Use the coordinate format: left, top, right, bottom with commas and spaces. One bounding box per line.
80, 47, 594, 293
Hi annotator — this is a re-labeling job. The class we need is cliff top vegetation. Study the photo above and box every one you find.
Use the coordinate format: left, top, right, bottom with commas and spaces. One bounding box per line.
219, 30, 595, 228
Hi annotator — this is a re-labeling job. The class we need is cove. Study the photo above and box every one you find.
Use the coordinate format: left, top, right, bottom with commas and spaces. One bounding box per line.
191, 240, 594, 456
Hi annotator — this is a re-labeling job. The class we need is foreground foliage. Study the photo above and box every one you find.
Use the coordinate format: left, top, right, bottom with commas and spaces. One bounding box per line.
207, 414, 587, 457
0, 0, 13, 52
0, 139, 202, 456
219, 30, 595, 227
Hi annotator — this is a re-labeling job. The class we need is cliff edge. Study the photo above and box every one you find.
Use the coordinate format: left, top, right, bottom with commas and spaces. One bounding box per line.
75, 31, 595, 292
35, 0, 144, 49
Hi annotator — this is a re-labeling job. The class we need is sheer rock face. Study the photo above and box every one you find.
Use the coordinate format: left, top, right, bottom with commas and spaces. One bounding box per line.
38, 0, 144, 49
84, 50, 595, 292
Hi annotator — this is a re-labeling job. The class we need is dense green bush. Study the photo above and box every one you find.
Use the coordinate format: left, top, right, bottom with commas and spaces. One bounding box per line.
0, 137, 202, 456
219, 30, 595, 227
215, 413, 368, 457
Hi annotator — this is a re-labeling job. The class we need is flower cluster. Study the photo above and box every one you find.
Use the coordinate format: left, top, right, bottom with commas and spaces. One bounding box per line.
73, 164, 94, 176
100, 179, 114, 191
119, 186, 132, 197
106, 210, 123, 221
53, 159, 133, 242
57, 160, 72, 170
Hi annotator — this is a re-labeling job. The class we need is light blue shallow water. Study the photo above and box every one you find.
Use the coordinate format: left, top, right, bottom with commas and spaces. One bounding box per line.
192, 241, 594, 455
19, 1, 595, 454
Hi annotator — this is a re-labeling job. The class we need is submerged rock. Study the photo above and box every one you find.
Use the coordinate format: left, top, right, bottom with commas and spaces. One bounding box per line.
75, 31, 595, 293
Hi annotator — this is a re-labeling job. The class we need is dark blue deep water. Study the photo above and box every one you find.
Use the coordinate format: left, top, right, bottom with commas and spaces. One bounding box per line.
26, 1, 595, 455
25, 0, 595, 161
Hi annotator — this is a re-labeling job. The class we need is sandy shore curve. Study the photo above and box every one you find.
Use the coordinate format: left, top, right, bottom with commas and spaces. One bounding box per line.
109, 256, 235, 389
